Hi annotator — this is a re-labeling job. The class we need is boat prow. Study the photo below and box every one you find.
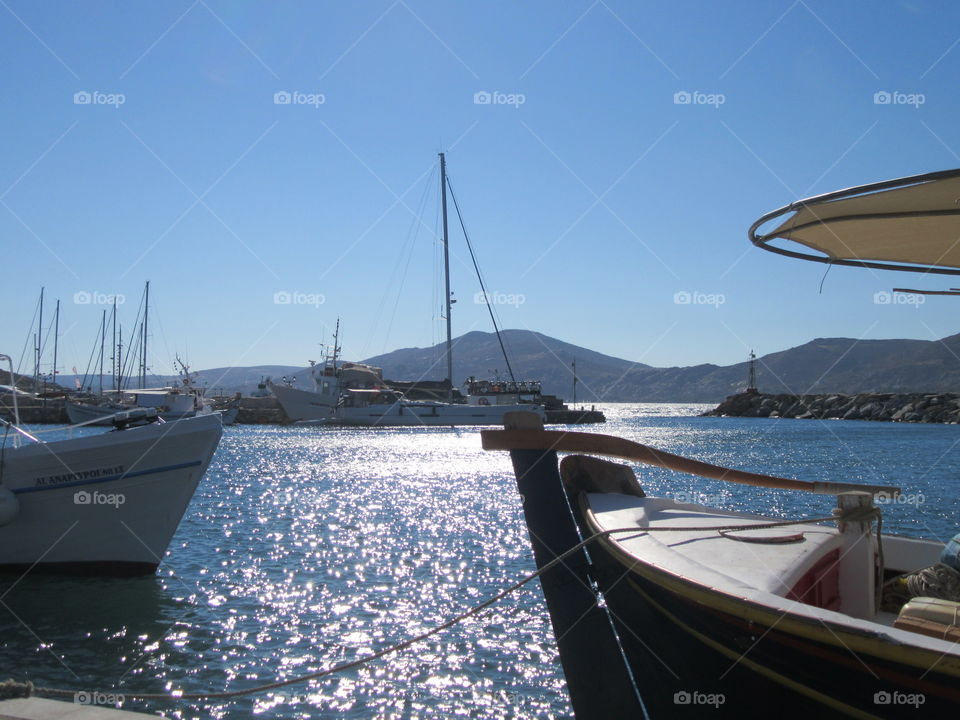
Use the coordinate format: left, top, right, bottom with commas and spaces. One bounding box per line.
483, 413, 960, 717
0, 412, 222, 575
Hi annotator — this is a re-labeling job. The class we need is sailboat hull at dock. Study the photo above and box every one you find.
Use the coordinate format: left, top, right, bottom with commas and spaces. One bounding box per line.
271, 382, 543, 426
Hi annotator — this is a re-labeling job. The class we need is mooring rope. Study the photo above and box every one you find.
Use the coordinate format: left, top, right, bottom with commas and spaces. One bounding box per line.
12, 510, 876, 704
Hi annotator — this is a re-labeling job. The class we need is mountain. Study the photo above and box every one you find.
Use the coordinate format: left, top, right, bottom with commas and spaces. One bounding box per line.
360, 330, 960, 402
362, 329, 646, 400
52, 331, 960, 402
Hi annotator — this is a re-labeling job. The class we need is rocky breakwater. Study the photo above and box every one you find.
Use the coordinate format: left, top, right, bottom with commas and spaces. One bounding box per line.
703, 391, 960, 424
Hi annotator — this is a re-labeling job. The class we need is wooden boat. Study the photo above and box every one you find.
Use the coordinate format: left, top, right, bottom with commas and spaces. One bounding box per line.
481, 170, 960, 718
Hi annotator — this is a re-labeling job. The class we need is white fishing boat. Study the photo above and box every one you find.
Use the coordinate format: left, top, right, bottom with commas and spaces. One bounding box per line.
0, 354, 222, 575
271, 153, 546, 427
270, 330, 544, 427
66, 358, 234, 426
482, 169, 960, 717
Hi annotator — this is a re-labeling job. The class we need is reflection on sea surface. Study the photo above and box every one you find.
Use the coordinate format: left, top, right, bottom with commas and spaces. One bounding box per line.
2, 404, 958, 718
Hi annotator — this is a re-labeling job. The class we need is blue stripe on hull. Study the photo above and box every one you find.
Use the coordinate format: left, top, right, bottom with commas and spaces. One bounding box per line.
13, 460, 203, 495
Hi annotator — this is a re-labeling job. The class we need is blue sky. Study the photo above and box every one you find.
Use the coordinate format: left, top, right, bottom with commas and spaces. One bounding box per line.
3, 1, 960, 380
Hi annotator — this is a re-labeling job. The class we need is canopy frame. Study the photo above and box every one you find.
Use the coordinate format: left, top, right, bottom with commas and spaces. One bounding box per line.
749, 168, 960, 275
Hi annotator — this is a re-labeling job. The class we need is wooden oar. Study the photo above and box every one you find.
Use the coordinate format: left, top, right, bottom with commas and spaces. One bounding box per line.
481, 428, 900, 496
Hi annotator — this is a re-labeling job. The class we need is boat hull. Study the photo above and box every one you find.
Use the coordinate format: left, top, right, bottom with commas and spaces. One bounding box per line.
0, 414, 222, 575
272, 384, 544, 426
583, 517, 960, 718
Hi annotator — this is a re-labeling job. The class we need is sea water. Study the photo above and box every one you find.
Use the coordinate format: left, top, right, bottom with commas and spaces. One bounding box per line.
2, 404, 958, 718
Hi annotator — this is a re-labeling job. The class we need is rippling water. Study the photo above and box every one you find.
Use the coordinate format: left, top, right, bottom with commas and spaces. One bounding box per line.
3, 405, 959, 718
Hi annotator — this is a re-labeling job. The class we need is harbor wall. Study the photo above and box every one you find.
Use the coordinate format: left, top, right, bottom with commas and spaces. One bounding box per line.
703, 391, 960, 424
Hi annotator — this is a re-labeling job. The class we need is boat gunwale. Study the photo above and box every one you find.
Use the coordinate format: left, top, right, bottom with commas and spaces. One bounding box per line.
580, 499, 960, 675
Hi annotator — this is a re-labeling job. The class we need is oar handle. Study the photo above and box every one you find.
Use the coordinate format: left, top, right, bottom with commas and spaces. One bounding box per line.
480, 429, 901, 496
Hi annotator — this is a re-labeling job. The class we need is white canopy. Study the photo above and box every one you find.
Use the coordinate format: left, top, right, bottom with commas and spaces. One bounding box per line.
750, 169, 960, 274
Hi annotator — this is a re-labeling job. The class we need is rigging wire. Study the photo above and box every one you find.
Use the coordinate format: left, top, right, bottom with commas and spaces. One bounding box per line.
119, 287, 146, 389
15, 292, 42, 378
445, 175, 517, 384
78, 315, 103, 392
147, 295, 176, 385
376, 165, 437, 357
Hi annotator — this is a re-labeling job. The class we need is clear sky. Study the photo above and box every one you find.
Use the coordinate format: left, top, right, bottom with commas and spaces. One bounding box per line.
3, 1, 960, 380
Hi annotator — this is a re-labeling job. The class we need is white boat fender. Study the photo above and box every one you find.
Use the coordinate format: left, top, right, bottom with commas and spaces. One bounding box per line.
0, 485, 19, 525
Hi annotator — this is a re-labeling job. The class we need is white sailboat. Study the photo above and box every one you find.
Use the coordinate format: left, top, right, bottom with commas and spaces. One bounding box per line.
66, 285, 235, 425
271, 154, 545, 427
0, 353, 222, 575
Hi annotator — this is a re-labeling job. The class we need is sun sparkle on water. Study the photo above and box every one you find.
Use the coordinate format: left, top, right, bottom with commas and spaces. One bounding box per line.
2, 405, 958, 718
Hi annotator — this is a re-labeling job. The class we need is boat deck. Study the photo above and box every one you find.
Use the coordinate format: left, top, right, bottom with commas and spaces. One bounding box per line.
0, 698, 156, 719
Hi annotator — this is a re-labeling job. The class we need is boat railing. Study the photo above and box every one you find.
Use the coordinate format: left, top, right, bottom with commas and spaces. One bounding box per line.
467, 379, 542, 395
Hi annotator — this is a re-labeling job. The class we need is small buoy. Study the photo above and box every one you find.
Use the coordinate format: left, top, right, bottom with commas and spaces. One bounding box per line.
0, 486, 20, 526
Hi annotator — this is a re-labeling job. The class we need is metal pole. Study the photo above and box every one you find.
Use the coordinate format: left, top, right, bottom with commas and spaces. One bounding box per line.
35, 287, 43, 391
572, 359, 577, 406
52, 299, 59, 387
440, 152, 453, 401
141, 281, 149, 389
112, 299, 117, 391
99, 309, 106, 395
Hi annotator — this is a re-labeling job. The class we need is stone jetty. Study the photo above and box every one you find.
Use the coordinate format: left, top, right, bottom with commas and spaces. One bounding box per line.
703, 390, 960, 424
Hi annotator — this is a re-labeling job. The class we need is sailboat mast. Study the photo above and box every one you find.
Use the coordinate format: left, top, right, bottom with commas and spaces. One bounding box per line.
440, 152, 453, 401
141, 281, 149, 389
118, 325, 123, 391
52, 299, 60, 387
35, 287, 43, 391
111, 299, 118, 391
99, 309, 106, 395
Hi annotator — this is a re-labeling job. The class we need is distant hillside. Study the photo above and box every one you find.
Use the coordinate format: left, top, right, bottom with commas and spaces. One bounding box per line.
51, 331, 960, 402
59, 365, 301, 396
362, 329, 645, 400
361, 330, 960, 402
